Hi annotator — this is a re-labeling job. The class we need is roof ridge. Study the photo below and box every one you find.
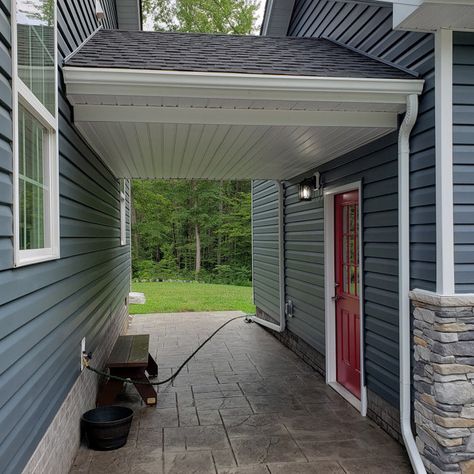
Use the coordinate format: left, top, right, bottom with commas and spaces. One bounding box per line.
100, 29, 325, 41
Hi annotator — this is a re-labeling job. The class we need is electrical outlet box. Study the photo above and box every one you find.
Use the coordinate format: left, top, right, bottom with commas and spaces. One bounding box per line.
80, 337, 86, 371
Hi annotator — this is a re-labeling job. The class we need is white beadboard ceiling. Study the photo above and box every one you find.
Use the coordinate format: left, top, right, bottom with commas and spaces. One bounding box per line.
64, 68, 424, 180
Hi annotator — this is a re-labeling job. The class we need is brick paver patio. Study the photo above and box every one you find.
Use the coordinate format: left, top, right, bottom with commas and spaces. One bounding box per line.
71, 311, 412, 473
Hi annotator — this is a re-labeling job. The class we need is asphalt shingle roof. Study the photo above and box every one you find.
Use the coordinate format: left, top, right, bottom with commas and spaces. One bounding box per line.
64, 29, 415, 80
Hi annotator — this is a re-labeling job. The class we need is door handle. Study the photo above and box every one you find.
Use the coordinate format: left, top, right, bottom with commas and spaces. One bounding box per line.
332, 295, 343, 303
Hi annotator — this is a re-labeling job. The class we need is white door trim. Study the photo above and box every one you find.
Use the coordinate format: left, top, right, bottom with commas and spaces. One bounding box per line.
324, 181, 367, 416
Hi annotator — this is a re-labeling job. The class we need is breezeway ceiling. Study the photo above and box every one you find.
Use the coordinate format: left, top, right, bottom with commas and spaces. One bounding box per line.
63, 30, 424, 180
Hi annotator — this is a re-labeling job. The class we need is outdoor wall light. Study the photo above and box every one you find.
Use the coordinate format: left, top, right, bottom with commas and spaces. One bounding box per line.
299, 179, 313, 201
298, 172, 322, 201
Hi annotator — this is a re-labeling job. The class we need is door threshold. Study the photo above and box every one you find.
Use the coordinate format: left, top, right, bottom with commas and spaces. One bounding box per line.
328, 381, 362, 413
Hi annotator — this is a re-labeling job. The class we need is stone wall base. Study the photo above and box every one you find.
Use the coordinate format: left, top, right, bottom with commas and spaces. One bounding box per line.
255, 307, 403, 443
21, 304, 129, 474
410, 290, 474, 474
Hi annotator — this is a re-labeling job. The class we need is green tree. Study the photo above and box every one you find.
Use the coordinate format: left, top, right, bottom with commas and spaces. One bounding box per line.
142, 0, 259, 34
132, 0, 257, 283
20, 0, 55, 26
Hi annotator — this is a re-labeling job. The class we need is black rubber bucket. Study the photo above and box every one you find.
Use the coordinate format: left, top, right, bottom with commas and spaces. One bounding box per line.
81, 406, 133, 450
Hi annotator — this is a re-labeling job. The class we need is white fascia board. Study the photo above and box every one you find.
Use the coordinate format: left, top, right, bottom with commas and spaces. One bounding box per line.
63, 67, 424, 105
74, 105, 398, 129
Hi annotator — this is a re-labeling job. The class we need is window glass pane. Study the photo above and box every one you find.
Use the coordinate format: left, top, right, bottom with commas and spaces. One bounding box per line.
19, 104, 49, 250
17, 0, 55, 114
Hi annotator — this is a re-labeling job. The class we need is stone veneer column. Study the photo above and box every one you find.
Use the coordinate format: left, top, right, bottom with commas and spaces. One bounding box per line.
411, 290, 474, 474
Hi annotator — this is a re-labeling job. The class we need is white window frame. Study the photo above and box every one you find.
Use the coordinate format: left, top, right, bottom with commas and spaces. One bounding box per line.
12, 0, 60, 267
120, 180, 126, 246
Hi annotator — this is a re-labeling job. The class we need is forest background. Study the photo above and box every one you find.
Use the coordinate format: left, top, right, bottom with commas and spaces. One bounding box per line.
132, 0, 261, 287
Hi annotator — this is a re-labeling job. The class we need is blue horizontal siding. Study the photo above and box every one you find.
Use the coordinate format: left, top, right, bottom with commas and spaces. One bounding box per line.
289, 0, 436, 293
252, 180, 281, 322
270, 0, 438, 407
453, 32, 474, 293
0, 2, 127, 472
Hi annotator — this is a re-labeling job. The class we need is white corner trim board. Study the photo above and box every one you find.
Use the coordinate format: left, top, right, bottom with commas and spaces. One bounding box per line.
399, 93, 427, 474
251, 180, 286, 333
435, 29, 455, 295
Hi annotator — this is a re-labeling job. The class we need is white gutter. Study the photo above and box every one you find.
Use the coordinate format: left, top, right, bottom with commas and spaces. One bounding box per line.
252, 180, 286, 333
398, 94, 426, 474
63, 66, 425, 105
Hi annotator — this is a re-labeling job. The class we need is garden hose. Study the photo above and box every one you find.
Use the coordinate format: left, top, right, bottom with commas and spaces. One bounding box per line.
83, 314, 251, 386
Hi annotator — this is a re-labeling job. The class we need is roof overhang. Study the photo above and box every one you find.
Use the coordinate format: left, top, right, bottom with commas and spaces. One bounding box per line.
63, 67, 424, 180
389, 0, 474, 31
261, 0, 474, 34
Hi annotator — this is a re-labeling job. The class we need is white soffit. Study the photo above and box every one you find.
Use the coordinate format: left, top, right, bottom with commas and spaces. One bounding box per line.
63, 67, 424, 180
390, 0, 474, 31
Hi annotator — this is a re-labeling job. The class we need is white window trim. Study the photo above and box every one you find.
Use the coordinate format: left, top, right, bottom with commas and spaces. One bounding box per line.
120, 180, 127, 246
12, 0, 60, 267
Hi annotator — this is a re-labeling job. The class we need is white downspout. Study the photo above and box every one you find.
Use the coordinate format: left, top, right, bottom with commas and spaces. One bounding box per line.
252, 180, 286, 332
399, 94, 426, 474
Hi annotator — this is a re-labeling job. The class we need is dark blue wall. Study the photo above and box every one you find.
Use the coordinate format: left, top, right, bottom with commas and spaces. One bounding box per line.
453, 32, 474, 293
253, 0, 439, 409
289, 0, 436, 292
285, 133, 402, 406
0, 2, 131, 472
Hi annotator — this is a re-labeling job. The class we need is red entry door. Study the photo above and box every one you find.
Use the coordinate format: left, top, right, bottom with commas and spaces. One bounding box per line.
334, 191, 361, 399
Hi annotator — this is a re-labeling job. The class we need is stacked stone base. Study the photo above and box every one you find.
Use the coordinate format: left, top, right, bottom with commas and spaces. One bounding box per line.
21, 303, 129, 474
411, 290, 474, 474
256, 307, 403, 443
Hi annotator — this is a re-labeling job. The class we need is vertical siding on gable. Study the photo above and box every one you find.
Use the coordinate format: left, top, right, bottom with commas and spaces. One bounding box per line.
289, 0, 436, 292
453, 32, 474, 293
0, 2, 130, 472
252, 180, 281, 322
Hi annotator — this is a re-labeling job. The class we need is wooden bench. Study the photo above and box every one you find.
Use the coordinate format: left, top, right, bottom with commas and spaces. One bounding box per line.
97, 334, 158, 406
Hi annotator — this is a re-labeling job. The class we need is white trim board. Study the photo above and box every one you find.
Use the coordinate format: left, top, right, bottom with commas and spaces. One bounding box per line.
435, 29, 455, 295
73, 105, 398, 129
63, 66, 424, 104
323, 181, 367, 416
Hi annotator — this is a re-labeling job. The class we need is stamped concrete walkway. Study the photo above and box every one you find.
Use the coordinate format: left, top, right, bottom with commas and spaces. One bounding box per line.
71, 312, 412, 474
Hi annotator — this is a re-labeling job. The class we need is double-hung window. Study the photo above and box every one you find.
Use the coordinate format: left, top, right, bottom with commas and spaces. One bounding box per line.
13, 0, 59, 266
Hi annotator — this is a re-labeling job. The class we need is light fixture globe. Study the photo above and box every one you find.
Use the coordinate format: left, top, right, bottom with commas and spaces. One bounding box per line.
299, 179, 314, 201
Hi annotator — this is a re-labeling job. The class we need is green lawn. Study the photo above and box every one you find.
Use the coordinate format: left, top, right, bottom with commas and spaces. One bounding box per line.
130, 282, 256, 314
